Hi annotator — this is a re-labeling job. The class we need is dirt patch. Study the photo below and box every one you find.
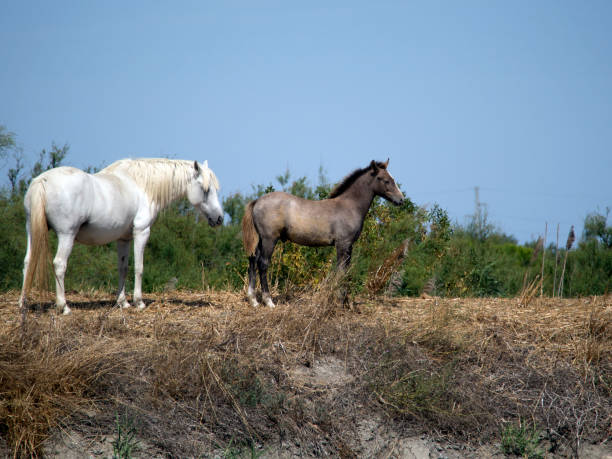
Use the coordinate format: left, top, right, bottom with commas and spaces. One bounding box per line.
290, 356, 353, 389
43, 430, 165, 459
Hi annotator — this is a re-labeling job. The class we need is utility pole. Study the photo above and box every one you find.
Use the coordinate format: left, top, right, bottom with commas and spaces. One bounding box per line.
474, 186, 481, 239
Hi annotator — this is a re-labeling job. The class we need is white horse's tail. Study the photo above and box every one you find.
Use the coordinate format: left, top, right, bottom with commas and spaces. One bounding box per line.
21, 180, 51, 301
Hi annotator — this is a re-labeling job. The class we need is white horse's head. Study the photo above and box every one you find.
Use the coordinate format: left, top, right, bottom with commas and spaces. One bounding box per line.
187, 160, 224, 227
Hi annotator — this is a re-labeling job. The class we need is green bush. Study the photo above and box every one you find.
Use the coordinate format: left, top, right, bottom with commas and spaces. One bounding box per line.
0, 193, 26, 290
1, 140, 610, 298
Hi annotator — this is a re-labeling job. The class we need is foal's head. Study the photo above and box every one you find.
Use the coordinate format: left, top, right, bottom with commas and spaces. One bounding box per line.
187, 160, 224, 226
370, 159, 404, 205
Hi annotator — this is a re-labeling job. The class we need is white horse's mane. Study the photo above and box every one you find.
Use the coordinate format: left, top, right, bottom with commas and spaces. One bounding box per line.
99, 158, 220, 208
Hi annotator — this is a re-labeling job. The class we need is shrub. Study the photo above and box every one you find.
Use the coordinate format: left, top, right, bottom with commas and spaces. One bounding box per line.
500, 420, 544, 459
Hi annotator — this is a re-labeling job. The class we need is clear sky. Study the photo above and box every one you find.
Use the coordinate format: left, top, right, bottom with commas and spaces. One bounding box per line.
1, 1, 611, 244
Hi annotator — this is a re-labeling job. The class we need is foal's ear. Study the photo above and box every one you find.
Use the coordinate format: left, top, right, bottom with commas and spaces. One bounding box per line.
370, 160, 378, 175
383, 158, 389, 168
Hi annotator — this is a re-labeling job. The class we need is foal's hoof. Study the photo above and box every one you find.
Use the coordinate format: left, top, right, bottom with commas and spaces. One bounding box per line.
247, 287, 259, 307
248, 297, 260, 308
264, 298, 276, 308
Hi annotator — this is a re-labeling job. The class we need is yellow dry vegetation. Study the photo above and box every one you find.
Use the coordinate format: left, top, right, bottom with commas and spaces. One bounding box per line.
0, 288, 610, 457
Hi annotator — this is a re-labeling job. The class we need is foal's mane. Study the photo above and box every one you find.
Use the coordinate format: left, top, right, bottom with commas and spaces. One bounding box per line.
328, 161, 387, 199
100, 158, 220, 208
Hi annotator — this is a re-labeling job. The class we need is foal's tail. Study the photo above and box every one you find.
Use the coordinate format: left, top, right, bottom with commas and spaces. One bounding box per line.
20, 179, 51, 304
242, 200, 259, 257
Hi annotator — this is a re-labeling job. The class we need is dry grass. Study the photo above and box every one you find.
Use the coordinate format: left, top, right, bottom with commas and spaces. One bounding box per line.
518, 275, 542, 307
0, 288, 610, 457
365, 239, 410, 295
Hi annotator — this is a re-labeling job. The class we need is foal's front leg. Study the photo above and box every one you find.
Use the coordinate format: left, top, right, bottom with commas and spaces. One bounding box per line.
116, 239, 131, 308
335, 243, 353, 271
132, 227, 151, 310
335, 242, 353, 304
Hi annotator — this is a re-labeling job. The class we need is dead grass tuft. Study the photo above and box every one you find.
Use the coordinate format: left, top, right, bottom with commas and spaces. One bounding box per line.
0, 313, 134, 456
365, 239, 410, 295
518, 275, 542, 308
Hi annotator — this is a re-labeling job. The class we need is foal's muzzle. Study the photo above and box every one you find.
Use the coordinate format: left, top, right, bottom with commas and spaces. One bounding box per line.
389, 195, 404, 206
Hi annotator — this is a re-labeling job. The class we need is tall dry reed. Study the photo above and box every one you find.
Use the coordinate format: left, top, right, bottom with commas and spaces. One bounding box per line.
553, 223, 560, 297
557, 225, 575, 297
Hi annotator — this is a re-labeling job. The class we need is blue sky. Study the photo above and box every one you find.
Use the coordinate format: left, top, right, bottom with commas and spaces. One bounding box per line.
1, 1, 611, 244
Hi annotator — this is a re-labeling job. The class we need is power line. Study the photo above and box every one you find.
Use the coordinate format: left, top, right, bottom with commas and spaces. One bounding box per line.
479, 187, 609, 201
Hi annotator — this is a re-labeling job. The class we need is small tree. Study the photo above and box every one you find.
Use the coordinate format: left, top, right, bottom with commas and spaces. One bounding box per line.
583, 209, 612, 249
30, 142, 69, 179
0, 125, 17, 160
8, 154, 24, 193
1, 126, 22, 193
223, 192, 248, 226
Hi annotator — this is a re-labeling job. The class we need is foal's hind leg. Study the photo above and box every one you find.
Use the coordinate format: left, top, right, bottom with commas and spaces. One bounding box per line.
53, 233, 76, 315
247, 254, 259, 307
258, 238, 277, 308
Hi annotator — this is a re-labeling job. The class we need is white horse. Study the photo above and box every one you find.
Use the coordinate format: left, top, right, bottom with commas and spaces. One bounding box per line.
19, 158, 224, 314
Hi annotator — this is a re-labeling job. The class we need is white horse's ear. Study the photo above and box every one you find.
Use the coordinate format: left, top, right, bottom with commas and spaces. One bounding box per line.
194, 161, 200, 173
203, 160, 208, 169
201, 170, 211, 190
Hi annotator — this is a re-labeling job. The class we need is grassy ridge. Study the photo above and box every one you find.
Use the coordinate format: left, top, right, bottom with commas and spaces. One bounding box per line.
1, 289, 610, 457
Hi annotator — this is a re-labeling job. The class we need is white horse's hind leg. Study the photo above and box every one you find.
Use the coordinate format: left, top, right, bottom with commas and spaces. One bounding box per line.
132, 228, 150, 310
18, 220, 32, 310
53, 233, 75, 315
116, 239, 131, 308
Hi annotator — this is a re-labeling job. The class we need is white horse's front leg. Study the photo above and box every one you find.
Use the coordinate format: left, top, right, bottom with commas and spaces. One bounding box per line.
116, 239, 131, 309
54, 233, 75, 315
132, 228, 150, 310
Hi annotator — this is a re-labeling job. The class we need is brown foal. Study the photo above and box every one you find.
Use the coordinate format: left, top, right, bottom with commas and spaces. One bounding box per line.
242, 159, 404, 307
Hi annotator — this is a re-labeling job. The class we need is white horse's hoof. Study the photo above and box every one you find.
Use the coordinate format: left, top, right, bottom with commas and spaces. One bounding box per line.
57, 304, 71, 315
136, 301, 146, 310
118, 301, 131, 309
